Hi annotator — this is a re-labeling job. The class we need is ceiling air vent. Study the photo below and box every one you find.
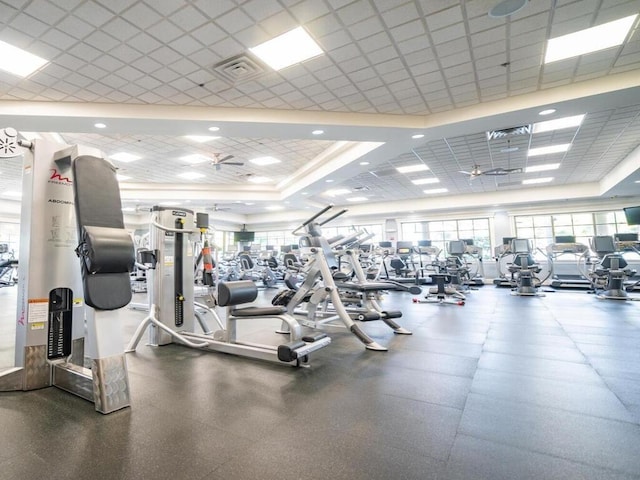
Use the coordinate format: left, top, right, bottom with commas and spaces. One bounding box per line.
211, 52, 267, 86
486, 125, 531, 141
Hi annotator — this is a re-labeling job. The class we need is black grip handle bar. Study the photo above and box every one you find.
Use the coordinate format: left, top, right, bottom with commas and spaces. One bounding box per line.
319, 208, 347, 226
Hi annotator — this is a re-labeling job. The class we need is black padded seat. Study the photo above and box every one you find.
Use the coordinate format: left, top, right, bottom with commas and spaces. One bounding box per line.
231, 306, 287, 316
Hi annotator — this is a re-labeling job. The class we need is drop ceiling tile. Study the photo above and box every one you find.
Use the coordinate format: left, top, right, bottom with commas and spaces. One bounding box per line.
348, 16, 385, 41
511, 12, 551, 36
119, 2, 162, 30
190, 22, 227, 47
289, 0, 331, 24
84, 30, 120, 51
471, 26, 507, 47
374, 57, 404, 75
92, 54, 126, 72
396, 36, 432, 55
389, 19, 427, 42
10, 13, 49, 37
94, 0, 133, 14
39, 28, 77, 51
467, 11, 504, 34
426, 4, 464, 31
101, 17, 142, 41
24, 0, 66, 23
72, 1, 114, 27
214, 7, 256, 34
440, 50, 472, 68
336, 0, 376, 25
146, 19, 185, 43
307, 12, 344, 37
381, 2, 421, 29
431, 22, 467, 45
169, 4, 209, 31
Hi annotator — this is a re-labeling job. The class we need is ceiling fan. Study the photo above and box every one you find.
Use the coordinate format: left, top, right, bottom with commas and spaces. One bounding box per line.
197, 153, 244, 170
459, 164, 522, 180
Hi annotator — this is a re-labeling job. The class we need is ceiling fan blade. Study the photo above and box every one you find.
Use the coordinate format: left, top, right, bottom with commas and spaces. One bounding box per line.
458, 170, 473, 175
221, 161, 244, 166
217, 154, 234, 163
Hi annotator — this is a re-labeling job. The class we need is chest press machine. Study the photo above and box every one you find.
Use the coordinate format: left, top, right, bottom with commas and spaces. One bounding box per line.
0, 130, 134, 414
126, 207, 330, 366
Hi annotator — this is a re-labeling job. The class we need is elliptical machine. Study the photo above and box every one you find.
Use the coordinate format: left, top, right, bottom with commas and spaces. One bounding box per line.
588, 235, 638, 301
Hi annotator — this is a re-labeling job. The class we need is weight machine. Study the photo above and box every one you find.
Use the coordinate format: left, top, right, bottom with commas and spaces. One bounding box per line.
127, 208, 330, 366
0, 129, 133, 414
587, 235, 638, 301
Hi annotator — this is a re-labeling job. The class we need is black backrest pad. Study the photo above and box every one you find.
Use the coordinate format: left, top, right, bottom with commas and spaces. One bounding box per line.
72, 155, 133, 310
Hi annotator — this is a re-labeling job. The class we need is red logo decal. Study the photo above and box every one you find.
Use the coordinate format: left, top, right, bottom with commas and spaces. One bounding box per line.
50, 169, 72, 183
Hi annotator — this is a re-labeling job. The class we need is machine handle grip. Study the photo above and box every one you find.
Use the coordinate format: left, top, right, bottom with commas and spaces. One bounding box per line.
319, 208, 347, 226
152, 220, 197, 234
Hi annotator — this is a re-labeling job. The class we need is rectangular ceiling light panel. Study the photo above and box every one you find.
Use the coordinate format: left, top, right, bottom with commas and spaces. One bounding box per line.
396, 164, 429, 173
0, 40, 48, 77
249, 27, 323, 70
411, 177, 440, 185
522, 177, 554, 185
525, 163, 560, 173
545, 14, 638, 63
528, 144, 571, 156
110, 152, 141, 162
177, 172, 206, 180
532, 114, 585, 134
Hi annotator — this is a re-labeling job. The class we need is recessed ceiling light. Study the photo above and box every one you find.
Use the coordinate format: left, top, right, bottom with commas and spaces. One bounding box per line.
116, 174, 132, 181
177, 171, 206, 180
397, 164, 429, 173
181, 154, 209, 164
411, 134, 425, 139
500, 146, 519, 153
532, 114, 585, 134
249, 26, 323, 70
250, 156, 281, 166
159, 201, 181, 206
359, 161, 370, 166
539, 109, 556, 116
94, 123, 106, 129
488, 0, 528, 18
184, 135, 219, 143
110, 152, 141, 163
325, 188, 351, 196
411, 177, 439, 185
528, 144, 571, 156
248, 176, 272, 184
423, 188, 448, 194
347, 197, 367, 202
635, 180, 640, 184
301, 192, 309, 195
545, 14, 638, 63
525, 163, 560, 173
265, 205, 285, 211
208, 126, 220, 132
0, 41, 48, 77
522, 177, 554, 185
312, 129, 324, 135
325, 179, 334, 183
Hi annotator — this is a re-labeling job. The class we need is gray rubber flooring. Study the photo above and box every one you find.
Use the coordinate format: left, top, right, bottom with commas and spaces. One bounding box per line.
2, 284, 640, 479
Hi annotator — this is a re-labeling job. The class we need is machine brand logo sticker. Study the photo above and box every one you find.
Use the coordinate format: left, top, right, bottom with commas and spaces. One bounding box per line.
172, 210, 186, 217
47, 199, 74, 205
49, 169, 73, 185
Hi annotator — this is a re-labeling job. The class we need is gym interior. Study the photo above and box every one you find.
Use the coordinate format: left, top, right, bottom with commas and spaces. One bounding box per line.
2, 1, 640, 479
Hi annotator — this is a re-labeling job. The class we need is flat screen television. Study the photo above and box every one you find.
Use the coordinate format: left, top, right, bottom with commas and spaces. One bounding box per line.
615, 233, 638, 242
624, 206, 640, 225
555, 235, 576, 243
417, 240, 432, 247
593, 236, 615, 253
379, 241, 392, 248
396, 241, 412, 255
449, 240, 465, 255
461, 238, 474, 246
512, 238, 530, 253
502, 237, 516, 246
234, 231, 255, 243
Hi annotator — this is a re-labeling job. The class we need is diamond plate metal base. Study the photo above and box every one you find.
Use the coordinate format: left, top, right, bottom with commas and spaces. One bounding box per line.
24, 345, 51, 390
92, 354, 130, 414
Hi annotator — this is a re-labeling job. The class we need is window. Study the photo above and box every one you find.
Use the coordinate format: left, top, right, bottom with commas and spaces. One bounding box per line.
401, 218, 491, 258
515, 210, 640, 252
